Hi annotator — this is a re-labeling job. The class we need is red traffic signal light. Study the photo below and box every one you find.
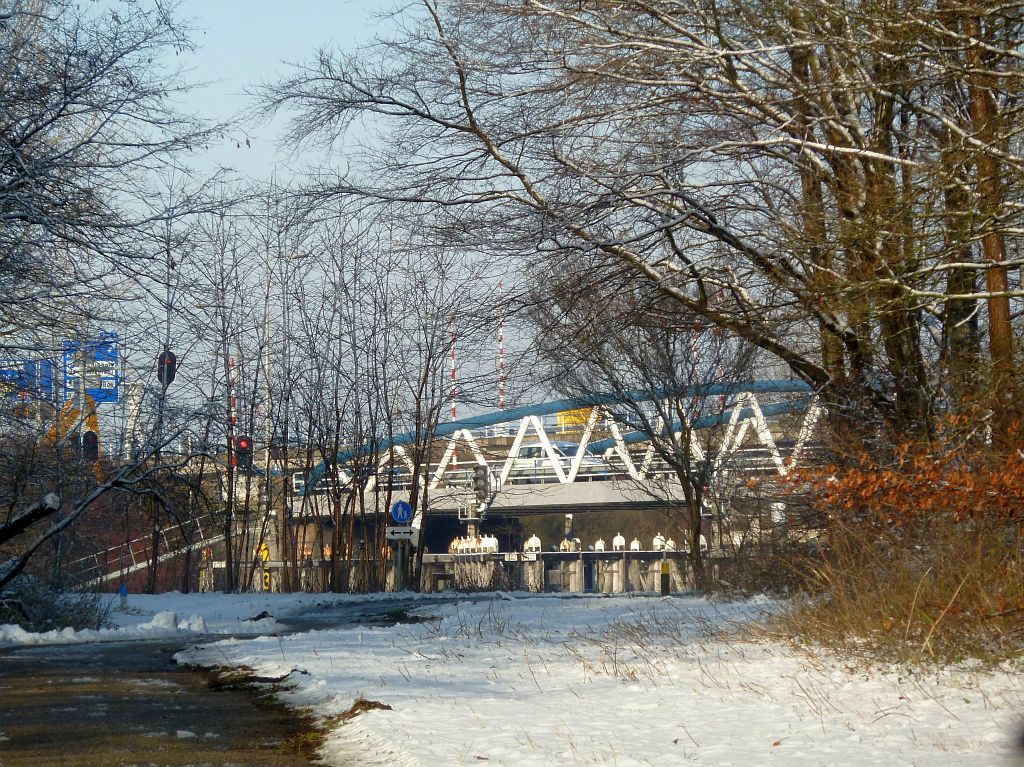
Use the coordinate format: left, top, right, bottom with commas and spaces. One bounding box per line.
235, 434, 253, 466
157, 349, 177, 386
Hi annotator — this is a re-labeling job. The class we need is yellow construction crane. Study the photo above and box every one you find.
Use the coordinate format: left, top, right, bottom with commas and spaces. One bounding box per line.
47, 394, 99, 445
46, 395, 103, 479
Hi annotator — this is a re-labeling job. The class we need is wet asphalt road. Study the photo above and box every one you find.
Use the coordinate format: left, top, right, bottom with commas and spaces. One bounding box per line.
0, 638, 319, 767
0, 598, 440, 767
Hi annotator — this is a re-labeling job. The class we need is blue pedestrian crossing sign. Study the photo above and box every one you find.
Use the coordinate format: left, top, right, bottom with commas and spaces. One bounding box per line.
391, 499, 413, 525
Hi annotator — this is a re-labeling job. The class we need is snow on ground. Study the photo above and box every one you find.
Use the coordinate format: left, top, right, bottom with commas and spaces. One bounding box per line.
0, 589, 426, 647
177, 593, 1022, 767
3, 590, 1023, 765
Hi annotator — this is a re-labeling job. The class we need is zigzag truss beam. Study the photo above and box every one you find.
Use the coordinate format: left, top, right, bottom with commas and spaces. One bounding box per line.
303, 390, 822, 494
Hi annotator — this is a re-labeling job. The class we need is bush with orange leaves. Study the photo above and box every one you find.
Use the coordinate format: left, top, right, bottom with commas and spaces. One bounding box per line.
797, 435, 1024, 527
777, 425, 1024, 664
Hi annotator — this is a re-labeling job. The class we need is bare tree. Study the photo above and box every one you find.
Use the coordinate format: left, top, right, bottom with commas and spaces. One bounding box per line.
182, 203, 265, 592
0, 0, 216, 347
258, 0, 1024, 450
529, 266, 759, 589
0, 401, 218, 592
0, 0, 229, 593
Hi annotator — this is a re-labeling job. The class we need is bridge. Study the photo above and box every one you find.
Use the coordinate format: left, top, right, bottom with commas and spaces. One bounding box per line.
294, 381, 822, 520
64, 381, 823, 589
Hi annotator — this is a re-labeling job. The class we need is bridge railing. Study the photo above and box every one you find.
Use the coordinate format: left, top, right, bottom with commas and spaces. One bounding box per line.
65, 508, 226, 588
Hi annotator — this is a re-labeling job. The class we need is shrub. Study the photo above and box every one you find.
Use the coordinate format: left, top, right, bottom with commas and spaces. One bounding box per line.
0, 575, 112, 632
776, 519, 1023, 663
779, 430, 1024, 664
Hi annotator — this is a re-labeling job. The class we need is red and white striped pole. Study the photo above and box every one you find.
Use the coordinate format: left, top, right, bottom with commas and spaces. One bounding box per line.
498, 281, 506, 411
450, 311, 457, 422
449, 312, 458, 468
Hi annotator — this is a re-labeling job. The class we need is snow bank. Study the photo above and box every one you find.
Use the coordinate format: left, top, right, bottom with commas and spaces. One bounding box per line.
0, 589, 451, 649
175, 594, 1024, 767
0, 591, 331, 648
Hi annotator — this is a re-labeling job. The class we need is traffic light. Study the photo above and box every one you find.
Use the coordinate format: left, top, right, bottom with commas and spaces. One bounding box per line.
82, 430, 99, 461
235, 434, 253, 467
473, 464, 488, 500
157, 349, 177, 386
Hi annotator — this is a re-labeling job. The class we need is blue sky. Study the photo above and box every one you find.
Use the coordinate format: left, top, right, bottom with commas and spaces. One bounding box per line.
174, 0, 390, 179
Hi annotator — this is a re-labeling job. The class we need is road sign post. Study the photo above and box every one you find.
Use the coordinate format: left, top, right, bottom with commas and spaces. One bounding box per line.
388, 500, 415, 590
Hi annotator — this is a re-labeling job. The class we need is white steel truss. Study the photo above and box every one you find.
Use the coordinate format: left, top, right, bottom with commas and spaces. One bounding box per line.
309, 393, 823, 493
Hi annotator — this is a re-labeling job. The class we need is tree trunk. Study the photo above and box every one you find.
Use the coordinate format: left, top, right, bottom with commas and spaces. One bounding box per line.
964, 14, 1016, 441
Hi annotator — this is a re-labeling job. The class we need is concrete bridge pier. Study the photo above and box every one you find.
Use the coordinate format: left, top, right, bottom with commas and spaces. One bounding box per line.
594, 556, 626, 594
595, 560, 612, 593
523, 557, 544, 592
668, 558, 687, 591
627, 556, 648, 592
570, 557, 584, 592
417, 550, 701, 594
545, 556, 584, 592
614, 555, 626, 593
455, 557, 502, 590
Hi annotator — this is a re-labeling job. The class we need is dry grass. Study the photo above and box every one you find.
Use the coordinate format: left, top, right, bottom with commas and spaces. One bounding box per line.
324, 697, 393, 725
773, 519, 1024, 665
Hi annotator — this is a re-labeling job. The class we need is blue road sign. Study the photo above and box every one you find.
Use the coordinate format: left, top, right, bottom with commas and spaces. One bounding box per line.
391, 499, 413, 525
0, 359, 54, 401
63, 331, 119, 404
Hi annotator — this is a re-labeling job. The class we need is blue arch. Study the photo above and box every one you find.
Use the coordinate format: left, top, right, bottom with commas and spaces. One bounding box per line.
299, 380, 813, 494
